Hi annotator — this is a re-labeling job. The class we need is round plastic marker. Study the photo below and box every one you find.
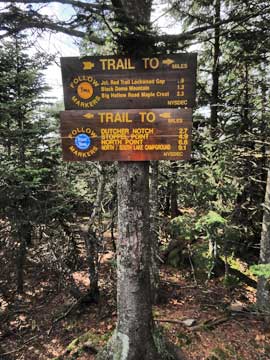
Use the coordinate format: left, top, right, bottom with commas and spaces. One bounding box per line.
74, 134, 91, 150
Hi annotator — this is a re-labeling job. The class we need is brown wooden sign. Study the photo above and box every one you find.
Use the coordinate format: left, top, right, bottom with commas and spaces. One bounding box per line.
60, 54, 197, 110
60, 109, 192, 161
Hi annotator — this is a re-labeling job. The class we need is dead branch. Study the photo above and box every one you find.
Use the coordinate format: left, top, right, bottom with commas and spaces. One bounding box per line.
0, 335, 39, 356
161, 280, 200, 289
47, 298, 81, 335
154, 318, 186, 325
189, 315, 230, 331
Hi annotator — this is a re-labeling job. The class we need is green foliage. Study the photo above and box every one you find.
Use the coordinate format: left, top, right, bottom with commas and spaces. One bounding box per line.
0, 36, 97, 227
195, 211, 227, 244
0, 36, 55, 222
223, 274, 241, 288
250, 264, 270, 278
176, 332, 192, 347
168, 209, 245, 278
192, 242, 212, 278
171, 210, 227, 248
164, 0, 270, 262
170, 214, 197, 241
197, 211, 226, 227
56, 329, 113, 360
167, 247, 182, 268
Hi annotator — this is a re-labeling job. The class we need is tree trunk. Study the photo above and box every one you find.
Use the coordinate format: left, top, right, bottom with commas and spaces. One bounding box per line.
257, 161, 270, 311
164, 182, 171, 216
170, 161, 179, 218
210, 0, 221, 134
84, 164, 106, 302
256, 59, 269, 311
16, 222, 31, 293
97, 162, 160, 359
116, 162, 158, 358
98, 1, 183, 358
240, 61, 251, 133
149, 161, 160, 303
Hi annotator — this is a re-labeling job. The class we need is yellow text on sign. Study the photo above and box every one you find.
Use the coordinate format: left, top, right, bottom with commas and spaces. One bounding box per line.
98, 112, 156, 123
98, 57, 165, 71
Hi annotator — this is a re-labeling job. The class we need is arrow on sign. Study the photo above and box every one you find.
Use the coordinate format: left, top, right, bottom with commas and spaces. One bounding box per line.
83, 113, 94, 119
160, 112, 171, 119
83, 61, 95, 70
162, 58, 174, 66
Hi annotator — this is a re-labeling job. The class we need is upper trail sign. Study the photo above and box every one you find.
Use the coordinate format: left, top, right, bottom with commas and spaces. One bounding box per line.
61, 54, 197, 110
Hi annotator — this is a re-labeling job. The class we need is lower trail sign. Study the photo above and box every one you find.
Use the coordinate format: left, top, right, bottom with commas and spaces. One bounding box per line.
60, 109, 192, 161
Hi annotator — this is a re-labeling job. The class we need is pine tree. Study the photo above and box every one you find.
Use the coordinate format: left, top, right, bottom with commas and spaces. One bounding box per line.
0, 34, 54, 293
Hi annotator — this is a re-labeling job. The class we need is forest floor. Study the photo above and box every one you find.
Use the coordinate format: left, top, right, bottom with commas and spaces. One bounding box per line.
1, 241, 270, 360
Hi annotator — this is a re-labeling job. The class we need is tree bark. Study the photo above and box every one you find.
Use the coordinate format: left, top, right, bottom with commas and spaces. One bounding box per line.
97, 162, 160, 359
16, 222, 32, 293
239, 61, 250, 133
149, 161, 160, 303
83, 164, 106, 302
117, 162, 158, 358
256, 59, 270, 311
170, 161, 179, 218
257, 161, 270, 310
210, 0, 221, 134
